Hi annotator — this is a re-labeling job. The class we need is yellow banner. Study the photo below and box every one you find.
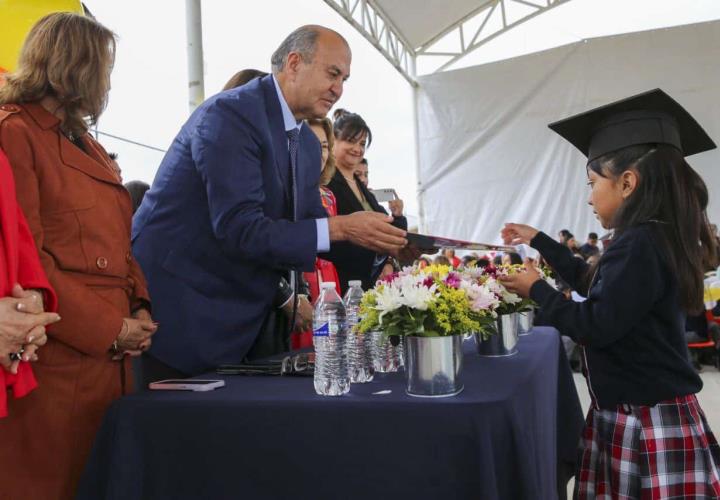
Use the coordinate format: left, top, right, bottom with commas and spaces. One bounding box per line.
0, 0, 84, 73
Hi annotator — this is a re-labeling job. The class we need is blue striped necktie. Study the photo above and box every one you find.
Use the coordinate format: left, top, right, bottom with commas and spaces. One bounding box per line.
286, 128, 300, 301
286, 128, 299, 222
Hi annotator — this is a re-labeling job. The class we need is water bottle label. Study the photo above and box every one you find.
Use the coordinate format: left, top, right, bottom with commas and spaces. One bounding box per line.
313, 322, 330, 337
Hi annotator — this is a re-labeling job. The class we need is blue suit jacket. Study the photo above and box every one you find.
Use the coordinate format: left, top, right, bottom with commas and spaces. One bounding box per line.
132, 76, 326, 374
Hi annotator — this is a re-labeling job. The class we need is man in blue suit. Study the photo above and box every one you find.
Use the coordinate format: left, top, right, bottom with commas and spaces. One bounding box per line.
132, 26, 408, 377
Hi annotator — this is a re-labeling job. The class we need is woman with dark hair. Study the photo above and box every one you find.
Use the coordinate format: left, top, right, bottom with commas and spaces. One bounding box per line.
0, 13, 156, 498
558, 229, 572, 244
327, 109, 407, 290
501, 89, 720, 497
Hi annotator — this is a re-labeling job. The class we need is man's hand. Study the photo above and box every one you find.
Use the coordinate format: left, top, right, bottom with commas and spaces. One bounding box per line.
294, 295, 313, 331
498, 259, 542, 298
329, 212, 407, 255
281, 295, 314, 331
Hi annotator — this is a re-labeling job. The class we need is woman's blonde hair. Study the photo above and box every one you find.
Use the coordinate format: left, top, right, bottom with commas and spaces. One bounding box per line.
0, 12, 116, 138
307, 117, 336, 186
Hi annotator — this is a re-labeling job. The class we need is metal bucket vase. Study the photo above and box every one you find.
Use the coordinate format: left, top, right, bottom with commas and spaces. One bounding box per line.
404, 335, 464, 398
517, 309, 534, 336
368, 331, 403, 373
475, 314, 519, 357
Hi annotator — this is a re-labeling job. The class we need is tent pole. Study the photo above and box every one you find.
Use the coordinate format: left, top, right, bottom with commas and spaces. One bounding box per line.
185, 0, 205, 113
410, 56, 424, 232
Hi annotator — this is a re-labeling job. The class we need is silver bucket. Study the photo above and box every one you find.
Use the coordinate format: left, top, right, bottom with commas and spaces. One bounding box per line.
475, 314, 518, 357
517, 309, 534, 336
368, 331, 403, 373
404, 335, 464, 398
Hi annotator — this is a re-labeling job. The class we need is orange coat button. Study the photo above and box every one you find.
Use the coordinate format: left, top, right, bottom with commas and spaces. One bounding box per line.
126, 252, 132, 263
96, 257, 108, 269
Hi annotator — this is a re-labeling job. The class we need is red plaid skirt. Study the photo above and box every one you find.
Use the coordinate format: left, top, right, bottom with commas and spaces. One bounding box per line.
575, 394, 720, 499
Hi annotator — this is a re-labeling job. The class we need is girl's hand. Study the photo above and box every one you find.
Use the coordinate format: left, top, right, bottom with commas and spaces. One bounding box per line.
498, 259, 541, 298
501, 223, 539, 246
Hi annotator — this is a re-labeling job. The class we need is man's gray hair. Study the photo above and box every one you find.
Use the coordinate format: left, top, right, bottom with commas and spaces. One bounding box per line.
271, 26, 321, 73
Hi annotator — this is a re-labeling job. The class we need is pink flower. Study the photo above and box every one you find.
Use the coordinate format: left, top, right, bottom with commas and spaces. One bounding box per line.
444, 272, 461, 289
483, 265, 498, 278
380, 272, 399, 284
422, 276, 435, 288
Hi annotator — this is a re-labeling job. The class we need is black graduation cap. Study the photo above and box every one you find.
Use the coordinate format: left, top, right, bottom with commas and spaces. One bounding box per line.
548, 89, 716, 162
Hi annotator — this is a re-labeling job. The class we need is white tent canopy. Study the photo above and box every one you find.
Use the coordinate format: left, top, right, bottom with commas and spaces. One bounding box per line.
323, 0, 573, 83
324, 0, 720, 242
417, 20, 720, 244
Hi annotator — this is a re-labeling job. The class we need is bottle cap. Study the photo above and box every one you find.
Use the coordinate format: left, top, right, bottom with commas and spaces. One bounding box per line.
320, 282, 337, 290
348, 280, 362, 287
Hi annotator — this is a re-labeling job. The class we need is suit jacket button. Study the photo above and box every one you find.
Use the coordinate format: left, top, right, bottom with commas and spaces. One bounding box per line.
126, 252, 132, 263
96, 257, 108, 269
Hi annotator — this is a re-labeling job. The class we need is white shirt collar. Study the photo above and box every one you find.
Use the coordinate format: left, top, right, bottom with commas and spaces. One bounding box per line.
272, 74, 302, 133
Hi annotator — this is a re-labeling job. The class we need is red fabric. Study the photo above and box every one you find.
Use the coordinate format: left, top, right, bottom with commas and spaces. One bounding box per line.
319, 186, 337, 217
0, 149, 57, 417
292, 188, 341, 350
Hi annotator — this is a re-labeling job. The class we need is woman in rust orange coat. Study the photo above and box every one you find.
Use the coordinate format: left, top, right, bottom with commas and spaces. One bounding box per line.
0, 13, 157, 499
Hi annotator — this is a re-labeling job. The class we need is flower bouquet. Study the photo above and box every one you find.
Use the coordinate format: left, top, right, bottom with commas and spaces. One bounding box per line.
358, 264, 499, 397
358, 264, 497, 339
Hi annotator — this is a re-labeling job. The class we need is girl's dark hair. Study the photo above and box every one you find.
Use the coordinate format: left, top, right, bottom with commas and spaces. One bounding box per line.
587, 144, 718, 313
332, 108, 372, 147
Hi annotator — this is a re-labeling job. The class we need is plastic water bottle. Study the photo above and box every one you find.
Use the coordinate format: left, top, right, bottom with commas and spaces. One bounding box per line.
313, 282, 350, 396
344, 280, 374, 383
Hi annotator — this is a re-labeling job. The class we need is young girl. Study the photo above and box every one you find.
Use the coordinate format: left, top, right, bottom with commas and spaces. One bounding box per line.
500, 89, 720, 498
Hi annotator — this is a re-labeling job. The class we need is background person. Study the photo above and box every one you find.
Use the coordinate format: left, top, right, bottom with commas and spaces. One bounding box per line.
326, 108, 407, 289
355, 157, 368, 186
579, 232, 600, 259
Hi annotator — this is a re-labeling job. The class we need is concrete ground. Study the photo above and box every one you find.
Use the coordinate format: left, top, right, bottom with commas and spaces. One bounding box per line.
566, 364, 720, 497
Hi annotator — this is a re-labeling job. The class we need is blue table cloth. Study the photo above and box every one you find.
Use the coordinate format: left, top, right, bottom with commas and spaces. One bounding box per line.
77, 327, 583, 500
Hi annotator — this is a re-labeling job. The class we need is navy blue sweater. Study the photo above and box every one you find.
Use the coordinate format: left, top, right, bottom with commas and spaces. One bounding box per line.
529, 224, 702, 409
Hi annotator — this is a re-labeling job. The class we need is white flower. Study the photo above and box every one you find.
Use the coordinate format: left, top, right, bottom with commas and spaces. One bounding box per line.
501, 290, 522, 305
400, 282, 437, 310
485, 277, 522, 305
373, 274, 438, 324
375, 285, 403, 314
461, 282, 500, 312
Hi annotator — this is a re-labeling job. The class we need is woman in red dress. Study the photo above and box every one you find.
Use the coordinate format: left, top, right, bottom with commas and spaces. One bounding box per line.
0, 148, 59, 418
291, 117, 342, 349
